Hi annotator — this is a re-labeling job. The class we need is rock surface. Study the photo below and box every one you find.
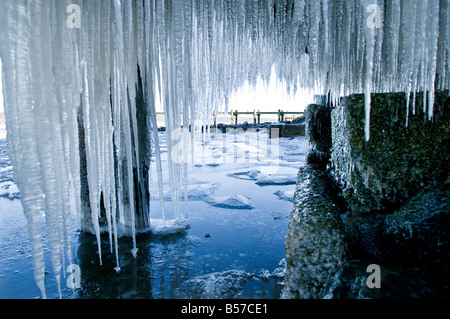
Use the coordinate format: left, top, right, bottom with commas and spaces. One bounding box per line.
285, 91, 450, 299
326, 260, 442, 299
305, 104, 332, 167
283, 165, 348, 299
268, 123, 306, 138
330, 90, 450, 212
380, 185, 450, 270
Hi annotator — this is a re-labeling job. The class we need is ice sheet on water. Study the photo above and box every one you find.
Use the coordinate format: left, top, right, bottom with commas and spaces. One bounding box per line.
273, 190, 295, 202
258, 269, 271, 280
153, 182, 220, 201
271, 258, 287, 278
270, 211, 289, 220
0, 181, 20, 200
206, 194, 254, 210
0, 141, 19, 200
149, 218, 190, 237
228, 168, 298, 185
228, 170, 261, 181
176, 260, 286, 299
176, 270, 255, 299
256, 174, 297, 185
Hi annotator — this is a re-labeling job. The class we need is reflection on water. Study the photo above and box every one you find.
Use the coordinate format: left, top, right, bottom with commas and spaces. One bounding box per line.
75, 228, 285, 299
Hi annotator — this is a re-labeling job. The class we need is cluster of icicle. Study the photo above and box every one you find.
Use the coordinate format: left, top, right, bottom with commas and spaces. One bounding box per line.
0, 0, 448, 298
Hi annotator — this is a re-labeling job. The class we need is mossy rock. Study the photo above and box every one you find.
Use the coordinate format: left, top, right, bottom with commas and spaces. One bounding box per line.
283, 165, 348, 299
331, 91, 450, 211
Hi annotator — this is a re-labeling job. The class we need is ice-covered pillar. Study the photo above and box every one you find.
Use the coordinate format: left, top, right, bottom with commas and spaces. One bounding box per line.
305, 104, 333, 167
133, 67, 151, 229
330, 91, 450, 212
78, 67, 151, 234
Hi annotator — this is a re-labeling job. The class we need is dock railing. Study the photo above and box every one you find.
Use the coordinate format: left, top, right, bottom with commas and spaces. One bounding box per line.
227, 109, 304, 125
155, 109, 304, 125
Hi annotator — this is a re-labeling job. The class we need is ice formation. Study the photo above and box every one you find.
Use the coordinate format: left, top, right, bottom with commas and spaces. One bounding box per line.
0, 0, 448, 298
207, 194, 254, 210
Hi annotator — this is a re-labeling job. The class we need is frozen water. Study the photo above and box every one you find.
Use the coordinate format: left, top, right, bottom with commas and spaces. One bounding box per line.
152, 182, 220, 202
0, 181, 20, 200
271, 258, 287, 278
0, 140, 19, 200
228, 170, 261, 181
0, 131, 305, 298
207, 194, 254, 210
175, 270, 255, 299
273, 190, 295, 202
148, 218, 190, 237
256, 174, 297, 186
227, 170, 301, 186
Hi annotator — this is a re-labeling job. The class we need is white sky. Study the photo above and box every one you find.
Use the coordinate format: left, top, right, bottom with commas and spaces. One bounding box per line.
156, 65, 314, 114
227, 66, 313, 113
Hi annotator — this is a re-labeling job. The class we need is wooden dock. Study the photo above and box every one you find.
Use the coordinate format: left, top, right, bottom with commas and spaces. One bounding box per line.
156, 109, 304, 125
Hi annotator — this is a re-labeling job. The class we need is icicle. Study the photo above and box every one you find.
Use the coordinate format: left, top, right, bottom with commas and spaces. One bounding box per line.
363, 0, 377, 141
425, 0, 440, 120
0, 0, 48, 299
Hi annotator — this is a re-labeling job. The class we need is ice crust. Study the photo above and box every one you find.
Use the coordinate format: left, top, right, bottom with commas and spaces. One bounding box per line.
207, 194, 254, 210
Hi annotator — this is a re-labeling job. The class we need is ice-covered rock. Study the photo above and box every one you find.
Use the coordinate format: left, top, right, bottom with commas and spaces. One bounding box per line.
176, 270, 255, 299
207, 194, 254, 210
283, 165, 348, 299
330, 91, 450, 212
381, 186, 450, 268
258, 269, 271, 280
271, 258, 286, 278
305, 104, 332, 167
268, 123, 305, 138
